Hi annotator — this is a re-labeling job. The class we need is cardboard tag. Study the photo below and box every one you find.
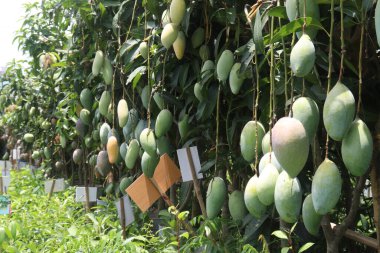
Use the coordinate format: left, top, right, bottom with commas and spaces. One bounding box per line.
126, 154, 182, 212
1, 169, 10, 177
0, 196, 11, 215
115, 195, 135, 226
177, 146, 203, 182
0, 161, 11, 172
44, 179, 65, 193
12, 149, 20, 160
75, 187, 97, 202
1, 177, 10, 193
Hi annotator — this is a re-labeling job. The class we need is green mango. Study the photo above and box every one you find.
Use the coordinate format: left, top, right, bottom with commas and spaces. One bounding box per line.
286, 0, 320, 39
228, 190, 247, 223
141, 151, 159, 178
302, 194, 322, 236
119, 176, 134, 194
216, 50, 234, 82
120, 142, 128, 159
139, 41, 148, 59
342, 119, 373, 176
80, 88, 93, 110
178, 114, 190, 140
173, 31, 186, 60
311, 159, 342, 215
23, 133, 34, 143
257, 163, 279, 206
156, 136, 174, 155
240, 121, 265, 163
258, 152, 282, 174
201, 60, 215, 80
100, 122, 111, 145
161, 23, 179, 49
125, 139, 140, 169
229, 63, 245, 95
292, 97, 320, 143
323, 81, 355, 141
169, 0, 186, 25
92, 50, 104, 76
99, 90, 111, 116
153, 93, 165, 110
123, 108, 139, 138
155, 109, 173, 138
102, 57, 113, 85
206, 177, 227, 219
191, 27, 205, 48
194, 82, 206, 102
261, 131, 270, 154
43, 147, 51, 159
199, 45, 210, 62
134, 119, 147, 142
80, 109, 91, 125
139, 128, 157, 156
272, 117, 309, 178
141, 86, 151, 110
290, 34, 315, 77
274, 171, 302, 223
72, 149, 83, 165
117, 99, 129, 128
75, 119, 88, 138
244, 175, 267, 218
97, 150, 111, 176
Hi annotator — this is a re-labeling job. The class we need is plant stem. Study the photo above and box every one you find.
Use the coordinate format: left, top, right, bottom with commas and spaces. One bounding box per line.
357, 8, 365, 117
325, 0, 335, 159
338, 0, 345, 81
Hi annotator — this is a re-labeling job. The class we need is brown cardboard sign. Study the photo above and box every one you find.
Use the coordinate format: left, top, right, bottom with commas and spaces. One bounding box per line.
126, 154, 182, 212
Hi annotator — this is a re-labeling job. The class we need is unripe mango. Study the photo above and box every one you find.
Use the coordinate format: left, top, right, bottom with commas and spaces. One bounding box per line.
162, 9, 171, 26
258, 152, 282, 174
107, 136, 119, 164
312, 159, 342, 215
178, 114, 189, 140
97, 150, 111, 176
120, 142, 128, 159
199, 45, 210, 62
123, 108, 139, 138
99, 90, 111, 116
257, 163, 279, 206
134, 119, 147, 142
191, 27, 205, 48
23, 133, 34, 143
169, 0, 186, 25
80, 109, 91, 125
125, 139, 140, 169
292, 97, 319, 143
194, 82, 206, 102
274, 171, 302, 223
323, 81, 355, 141
141, 151, 159, 178
206, 177, 227, 219
155, 109, 173, 138
156, 136, 174, 155
139, 41, 148, 60
117, 99, 129, 128
76, 118, 88, 138
229, 63, 245, 95
139, 128, 157, 156
73, 149, 83, 164
286, 0, 320, 39
80, 88, 93, 110
100, 122, 111, 145
119, 176, 133, 194
102, 58, 113, 85
228, 190, 247, 222
342, 119, 373, 176
244, 175, 267, 218
217, 50, 234, 82
240, 121, 265, 163
302, 194, 322, 236
92, 50, 104, 76
153, 93, 165, 110
201, 60, 215, 79
272, 117, 309, 178
141, 86, 151, 110
161, 23, 179, 49
173, 31, 186, 60
290, 34, 315, 77
261, 131, 270, 154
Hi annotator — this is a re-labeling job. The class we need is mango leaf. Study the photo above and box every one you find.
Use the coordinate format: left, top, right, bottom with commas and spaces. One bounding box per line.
271, 230, 288, 240
126, 66, 146, 87
298, 242, 314, 253
267, 6, 287, 19
281, 247, 290, 253
267, 17, 325, 44
375, 0, 380, 47
254, 8, 264, 54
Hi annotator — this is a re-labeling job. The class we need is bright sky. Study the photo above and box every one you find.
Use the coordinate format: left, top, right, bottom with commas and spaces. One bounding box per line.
0, 0, 37, 67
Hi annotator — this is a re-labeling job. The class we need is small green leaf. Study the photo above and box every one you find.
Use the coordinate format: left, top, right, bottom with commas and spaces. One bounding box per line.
254, 8, 264, 54
281, 247, 290, 253
298, 242, 315, 253
271, 230, 288, 240
267, 6, 287, 19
